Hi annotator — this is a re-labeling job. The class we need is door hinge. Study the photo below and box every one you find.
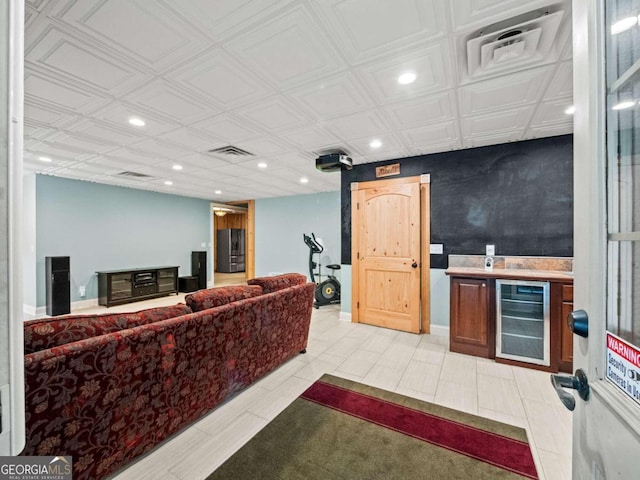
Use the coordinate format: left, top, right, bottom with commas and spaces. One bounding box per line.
357, 302, 360, 309
357, 252, 360, 260
357, 202, 360, 210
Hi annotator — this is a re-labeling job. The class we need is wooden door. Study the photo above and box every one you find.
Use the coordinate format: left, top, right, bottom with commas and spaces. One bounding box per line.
351, 176, 428, 333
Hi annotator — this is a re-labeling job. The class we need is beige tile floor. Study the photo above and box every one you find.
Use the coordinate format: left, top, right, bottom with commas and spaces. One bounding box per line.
65, 298, 571, 480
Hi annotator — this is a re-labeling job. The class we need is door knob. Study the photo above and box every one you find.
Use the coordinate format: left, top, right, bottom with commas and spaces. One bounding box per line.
568, 309, 589, 338
550, 369, 590, 411
411, 262, 418, 268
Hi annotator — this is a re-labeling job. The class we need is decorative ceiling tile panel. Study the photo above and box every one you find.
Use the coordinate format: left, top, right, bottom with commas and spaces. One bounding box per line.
356, 41, 453, 104
462, 107, 535, 137
236, 96, 311, 132
170, 49, 272, 109
192, 114, 262, 144
459, 66, 553, 116
382, 91, 456, 128
126, 80, 216, 124
287, 72, 374, 120
53, 0, 208, 70
312, 0, 447, 64
227, 5, 345, 90
26, 27, 151, 93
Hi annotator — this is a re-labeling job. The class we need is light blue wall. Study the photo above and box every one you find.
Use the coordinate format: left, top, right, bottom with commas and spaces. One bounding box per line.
430, 269, 450, 326
23, 173, 37, 310
35, 175, 211, 307
255, 191, 341, 282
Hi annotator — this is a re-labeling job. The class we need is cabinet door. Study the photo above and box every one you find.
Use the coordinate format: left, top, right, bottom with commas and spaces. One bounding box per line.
450, 277, 494, 358
157, 268, 177, 293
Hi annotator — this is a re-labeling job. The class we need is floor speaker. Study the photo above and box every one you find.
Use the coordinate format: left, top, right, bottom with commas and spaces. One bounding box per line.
191, 251, 207, 290
46, 256, 70, 316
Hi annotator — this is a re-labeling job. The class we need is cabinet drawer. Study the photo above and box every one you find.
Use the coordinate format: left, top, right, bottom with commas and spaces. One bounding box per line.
562, 284, 574, 302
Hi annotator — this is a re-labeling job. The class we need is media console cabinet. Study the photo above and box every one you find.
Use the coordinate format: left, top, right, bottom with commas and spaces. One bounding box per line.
97, 266, 179, 307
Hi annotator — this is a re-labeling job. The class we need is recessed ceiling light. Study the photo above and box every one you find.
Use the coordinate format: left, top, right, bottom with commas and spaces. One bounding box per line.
370, 139, 382, 149
215, 190, 222, 195
300, 177, 309, 184
172, 164, 183, 171
164, 180, 173, 186
258, 162, 267, 169
398, 72, 417, 85
128, 117, 145, 127
38, 156, 52, 162
564, 105, 575, 115
612, 100, 636, 110
611, 16, 638, 34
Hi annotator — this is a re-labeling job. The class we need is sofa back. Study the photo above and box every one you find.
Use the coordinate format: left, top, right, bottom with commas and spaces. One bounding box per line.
22, 282, 315, 480
23, 304, 192, 354
185, 285, 263, 312
247, 272, 307, 294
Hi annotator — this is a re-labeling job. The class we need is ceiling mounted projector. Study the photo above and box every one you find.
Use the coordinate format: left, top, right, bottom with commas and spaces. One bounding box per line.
316, 153, 353, 172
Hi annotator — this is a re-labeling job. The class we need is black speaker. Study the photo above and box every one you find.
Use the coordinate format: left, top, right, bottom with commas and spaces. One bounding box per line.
191, 251, 207, 290
46, 256, 70, 316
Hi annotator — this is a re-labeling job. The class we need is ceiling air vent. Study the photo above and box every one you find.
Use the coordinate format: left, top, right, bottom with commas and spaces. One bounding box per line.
465, 4, 567, 80
117, 171, 152, 178
207, 145, 253, 157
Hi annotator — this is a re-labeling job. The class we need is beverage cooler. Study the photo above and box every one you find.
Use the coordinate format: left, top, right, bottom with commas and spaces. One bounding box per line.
496, 280, 550, 367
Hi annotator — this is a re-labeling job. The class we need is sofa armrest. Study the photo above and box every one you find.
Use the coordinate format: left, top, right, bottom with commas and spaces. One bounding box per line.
185, 285, 263, 312
247, 273, 307, 294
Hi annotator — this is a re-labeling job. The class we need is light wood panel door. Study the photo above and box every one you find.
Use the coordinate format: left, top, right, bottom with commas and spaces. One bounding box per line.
351, 176, 426, 333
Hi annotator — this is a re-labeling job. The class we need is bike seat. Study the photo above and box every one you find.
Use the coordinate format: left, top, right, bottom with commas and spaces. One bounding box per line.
326, 264, 341, 270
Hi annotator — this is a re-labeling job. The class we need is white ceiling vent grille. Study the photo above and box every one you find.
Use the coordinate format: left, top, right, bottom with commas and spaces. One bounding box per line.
117, 171, 152, 178
207, 146, 253, 157
466, 6, 565, 80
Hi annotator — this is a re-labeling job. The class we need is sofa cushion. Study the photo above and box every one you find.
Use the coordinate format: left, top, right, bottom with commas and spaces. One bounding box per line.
247, 273, 307, 294
23, 303, 192, 354
185, 285, 263, 312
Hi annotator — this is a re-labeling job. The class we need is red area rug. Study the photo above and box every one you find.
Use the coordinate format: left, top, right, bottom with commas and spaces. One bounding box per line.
208, 374, 538, 479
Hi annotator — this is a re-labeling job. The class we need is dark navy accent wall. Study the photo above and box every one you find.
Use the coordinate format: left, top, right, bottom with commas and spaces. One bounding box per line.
341, 135, 573, 268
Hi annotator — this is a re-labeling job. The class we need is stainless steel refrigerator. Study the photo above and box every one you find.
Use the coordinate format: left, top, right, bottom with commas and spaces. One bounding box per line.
216, 229, 246, 273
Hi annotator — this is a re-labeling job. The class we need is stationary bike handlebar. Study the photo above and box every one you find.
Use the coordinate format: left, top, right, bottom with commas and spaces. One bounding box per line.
303, 232, 324, 254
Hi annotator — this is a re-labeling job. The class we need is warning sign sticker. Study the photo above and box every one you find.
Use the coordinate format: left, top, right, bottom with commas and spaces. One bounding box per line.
606, 332, 640, 406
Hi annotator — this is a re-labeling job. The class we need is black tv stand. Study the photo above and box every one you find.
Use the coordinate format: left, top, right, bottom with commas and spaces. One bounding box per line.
97, 266, 179, 307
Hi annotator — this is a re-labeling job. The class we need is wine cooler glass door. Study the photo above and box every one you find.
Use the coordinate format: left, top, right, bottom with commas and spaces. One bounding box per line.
496, 280, 550, 366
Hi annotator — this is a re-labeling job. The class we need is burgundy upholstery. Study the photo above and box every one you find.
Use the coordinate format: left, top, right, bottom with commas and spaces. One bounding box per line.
22, 282, 315, 480
247, 273, 307, 294
23, 304, 192, 354
185, 285, 263, 312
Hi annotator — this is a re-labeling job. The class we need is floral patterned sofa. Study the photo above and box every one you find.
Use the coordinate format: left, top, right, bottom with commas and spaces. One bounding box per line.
21, 273, 313, 480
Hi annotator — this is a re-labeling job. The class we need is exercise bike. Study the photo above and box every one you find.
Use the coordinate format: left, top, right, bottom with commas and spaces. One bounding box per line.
303, 233, 341, 309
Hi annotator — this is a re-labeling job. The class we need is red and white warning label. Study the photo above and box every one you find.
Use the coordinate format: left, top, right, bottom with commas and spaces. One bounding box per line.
606, 332, 640, 406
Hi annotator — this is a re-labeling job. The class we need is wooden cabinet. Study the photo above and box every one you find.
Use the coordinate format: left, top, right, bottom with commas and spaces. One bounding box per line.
450, 277, 495, 358
97, 266, 179, 307
559, 284, 574, 372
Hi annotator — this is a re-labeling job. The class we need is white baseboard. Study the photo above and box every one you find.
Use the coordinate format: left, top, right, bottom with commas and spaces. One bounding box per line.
26, 298, 100, 320
339, 311, 351, 322
428, 324, 449, 337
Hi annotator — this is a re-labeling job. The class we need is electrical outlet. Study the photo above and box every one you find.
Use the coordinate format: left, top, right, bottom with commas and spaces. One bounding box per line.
486, 244, 495, 256
79, 286, 86, 297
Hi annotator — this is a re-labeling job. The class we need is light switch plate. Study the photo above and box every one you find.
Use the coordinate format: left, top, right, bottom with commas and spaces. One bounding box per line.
430, 244, 443, 254
486, 244, 495, 256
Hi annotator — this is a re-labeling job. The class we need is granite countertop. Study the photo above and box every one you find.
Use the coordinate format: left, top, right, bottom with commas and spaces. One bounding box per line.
444, 255, 574, 283
444, 266, 574, 282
